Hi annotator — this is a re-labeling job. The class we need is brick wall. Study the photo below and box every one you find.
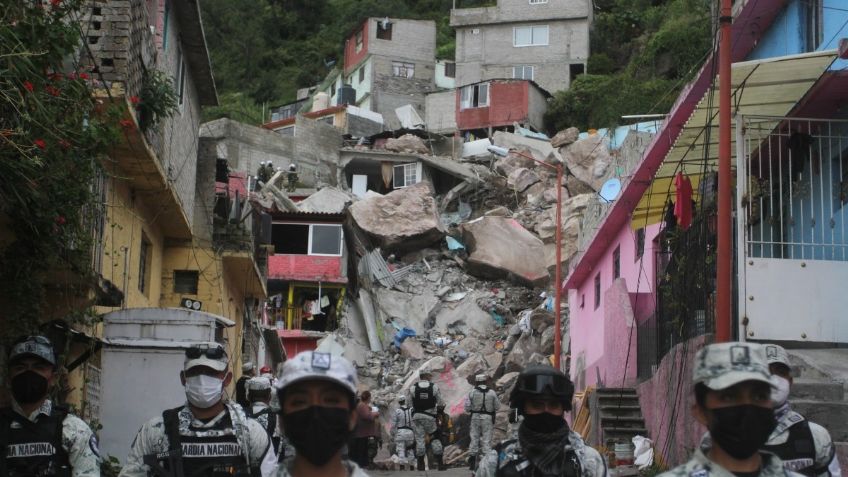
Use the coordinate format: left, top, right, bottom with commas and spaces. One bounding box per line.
456, 81, 530, 131
344, 21, 369, 74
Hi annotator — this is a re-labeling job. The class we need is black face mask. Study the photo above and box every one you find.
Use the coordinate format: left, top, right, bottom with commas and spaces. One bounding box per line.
283, 406, 352, 466
708, 404, 776, 459
11, 371, 49, 404
522, 412, 566, 434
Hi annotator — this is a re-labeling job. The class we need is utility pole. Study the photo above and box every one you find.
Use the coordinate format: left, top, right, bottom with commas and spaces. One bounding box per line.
716, 0, 732, 342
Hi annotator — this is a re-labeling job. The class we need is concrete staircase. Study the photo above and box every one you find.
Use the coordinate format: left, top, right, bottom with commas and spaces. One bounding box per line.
785, 349, 848, 472
594, 388, 649, 446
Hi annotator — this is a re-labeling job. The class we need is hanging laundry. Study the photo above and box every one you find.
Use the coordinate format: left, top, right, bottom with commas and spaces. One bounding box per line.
674, 172, 693, 230
320, 295, 331, 308
310, 299, 323, 316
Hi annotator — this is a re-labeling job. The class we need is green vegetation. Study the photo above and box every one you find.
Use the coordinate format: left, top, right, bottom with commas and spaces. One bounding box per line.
200, 0, 492, 123
544, 0, 713, 133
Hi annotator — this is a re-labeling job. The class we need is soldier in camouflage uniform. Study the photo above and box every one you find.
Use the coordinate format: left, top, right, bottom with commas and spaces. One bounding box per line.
466, 374, 499, 470
658, 342, 804, 477
761, 344, 842, 477
475, 364, 607, 477
1, 335, 101, 476
409, 370, 444, 471
120, 343, 276, 477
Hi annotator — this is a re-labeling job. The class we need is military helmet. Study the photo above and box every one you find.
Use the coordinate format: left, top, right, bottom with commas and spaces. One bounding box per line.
509, 364, 574, 413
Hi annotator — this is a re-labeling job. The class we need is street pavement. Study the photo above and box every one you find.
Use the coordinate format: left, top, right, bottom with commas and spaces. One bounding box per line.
371, 468, 472, 477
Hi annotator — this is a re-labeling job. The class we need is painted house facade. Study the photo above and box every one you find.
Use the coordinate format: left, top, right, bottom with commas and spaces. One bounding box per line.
563, 0, 848, 464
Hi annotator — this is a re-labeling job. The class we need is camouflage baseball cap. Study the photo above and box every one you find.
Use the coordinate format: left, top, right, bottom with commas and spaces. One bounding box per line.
763, 343, 790, 367
693, 342, 772, 390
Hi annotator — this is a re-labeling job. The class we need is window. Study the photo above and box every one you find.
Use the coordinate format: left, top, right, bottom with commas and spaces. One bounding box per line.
512, 65, 534, 80
393, 163, 422, 189
271, 223, 344, 256
138, 235, 151, 294
529, 0, 548, 3
355, 29, 364, 53
613, 246, 620, 280
358, 67, 365, 83
444, 62, 456, 78
376, 21, 392, 40
635, 228, 646, 261
174, 270, 199, 294
513, 25, 548, 47
460, 83, 489, 109
569, 63, 585, 84
392, 62, 415, 79
174, 47, 185, 106
594, 273, 601, 310
804, 0, 823, 51
330, 82, 337, 98
162, 0, 170, 48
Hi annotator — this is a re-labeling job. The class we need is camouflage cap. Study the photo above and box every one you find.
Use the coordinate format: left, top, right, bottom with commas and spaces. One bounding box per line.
693, 342, 772, 390
763, 343, 790, 367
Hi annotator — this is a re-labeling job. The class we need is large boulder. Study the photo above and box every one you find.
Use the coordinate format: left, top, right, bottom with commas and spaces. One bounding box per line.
494, 149, 536, 176
561, 135, 613, 191
431, 291, 495, 336
492, 131, 562, 165
507, 167, 541, 192
349, 182, 445, 253
385, 134, 429, 154
460, 217, 550, 287
550, 127, 580, 148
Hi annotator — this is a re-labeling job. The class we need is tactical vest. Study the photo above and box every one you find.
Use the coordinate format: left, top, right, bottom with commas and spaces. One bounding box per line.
470, 387, 496, 417
397, 407, 414, 430
412, 382, 436, 414
143, 406, 257, 477
763, 419, 818, 477
0, 405, 71, 477
495, 440, 581, 477
248, 407, 278, 454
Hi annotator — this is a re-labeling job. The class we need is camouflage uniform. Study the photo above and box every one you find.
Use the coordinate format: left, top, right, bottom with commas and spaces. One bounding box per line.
119, 400, 276, 477
465, 385, 499, 459
274, 458, 370, 477
474, 430, 607, 477
657, 440, 804, 477
1, 399, 101, 477
409, 380, 444, 457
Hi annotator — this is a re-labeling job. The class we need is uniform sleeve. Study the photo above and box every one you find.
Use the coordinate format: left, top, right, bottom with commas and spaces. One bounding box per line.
391, 410, 399, 435
475, 449, 499, 477
581, 445, 609, 477
246, 418, 273, 469
118, 419, 162, 477
61, 416, 101, 477
434, 384, 444, 407
464, 392, 472, 412
809, 422, 841, 477
259, 441, 278, 477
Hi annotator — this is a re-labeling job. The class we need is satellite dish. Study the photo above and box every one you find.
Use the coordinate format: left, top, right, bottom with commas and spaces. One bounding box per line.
599, 178, 622, 203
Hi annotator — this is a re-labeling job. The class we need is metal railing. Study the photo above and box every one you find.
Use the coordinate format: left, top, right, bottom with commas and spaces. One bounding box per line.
738, 115, 848, 261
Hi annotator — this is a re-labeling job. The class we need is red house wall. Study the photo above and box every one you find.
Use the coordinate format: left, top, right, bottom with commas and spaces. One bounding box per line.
456, 81, 530, 131
344, 21, 369, 74
268, 254, 346, 283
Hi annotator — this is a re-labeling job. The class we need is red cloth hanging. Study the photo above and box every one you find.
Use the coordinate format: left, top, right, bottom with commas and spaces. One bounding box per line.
674, 172, 693, 230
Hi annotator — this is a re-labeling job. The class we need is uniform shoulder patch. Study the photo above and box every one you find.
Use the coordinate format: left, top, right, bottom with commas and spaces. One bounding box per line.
788, 414, 804, 423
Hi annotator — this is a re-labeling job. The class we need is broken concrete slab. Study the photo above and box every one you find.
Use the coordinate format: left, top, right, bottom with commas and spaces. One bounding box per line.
349, 182, 445, 253
485, 206, 511, 217
431, 291, 495, 336
374, 289, 439, 336
561, 135, 613, 191
492, 131, 562, 165
507, 167, 541, 193
461, 217, 550, 287
550, 127, 580, 148
297, 187, 353, 213
385, 134, 429, 154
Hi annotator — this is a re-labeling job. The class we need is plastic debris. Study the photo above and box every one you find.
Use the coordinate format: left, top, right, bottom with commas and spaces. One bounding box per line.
446, 236, 465, 250
393, 327, 417, 348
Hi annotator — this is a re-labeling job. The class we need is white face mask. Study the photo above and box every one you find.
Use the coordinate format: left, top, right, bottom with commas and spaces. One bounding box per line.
185, 374, 224, 409
770, 374, 791, 406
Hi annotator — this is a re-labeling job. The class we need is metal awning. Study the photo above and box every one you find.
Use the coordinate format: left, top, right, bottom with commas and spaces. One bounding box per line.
632, 50, 838, 228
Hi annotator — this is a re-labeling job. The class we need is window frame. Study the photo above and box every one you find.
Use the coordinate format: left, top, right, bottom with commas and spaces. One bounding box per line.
392, 61, 415, 79
138, 234, 151, 295
594, 272, 601, 310
513, 25, 549, 47
612, 246, 621, 280
512, 65, 534, 80
358, 67, 365, 83
529, 0, 548, 3
173, 270, 199, 294
444, 62, 456, 78
459, 83, 489, 110
273, 222, 344, 257
355, 29, 364, 53
392, 163, 422, 189
174, 46, 186, 107
376, 21, 393, 40
635, 228, 646, 261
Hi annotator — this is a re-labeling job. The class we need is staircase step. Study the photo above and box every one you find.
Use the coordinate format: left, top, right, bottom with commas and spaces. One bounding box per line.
596, 388, 638, 396
600, 414, 645, 423
791, 379, 845, 402
791, 400, 848, 442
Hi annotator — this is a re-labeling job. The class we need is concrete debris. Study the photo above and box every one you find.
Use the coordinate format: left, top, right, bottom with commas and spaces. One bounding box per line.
507, 167, 542, 193
395, 105, 425, 130
561, 134, 613, 191
550, 127, 580, 148
494, 150, 536, 177
385, 133, 429, 154
462, 138, 494, 158
399, 339, 425, 360
484, 206, 511, 217
349, 182, 445, 253
492, 131, 562, 165
461, 217, 550, 287
296, 186, 353, 213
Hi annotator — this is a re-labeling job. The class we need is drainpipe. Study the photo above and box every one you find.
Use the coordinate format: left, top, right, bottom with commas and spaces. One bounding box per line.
716, 0, 732, 342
